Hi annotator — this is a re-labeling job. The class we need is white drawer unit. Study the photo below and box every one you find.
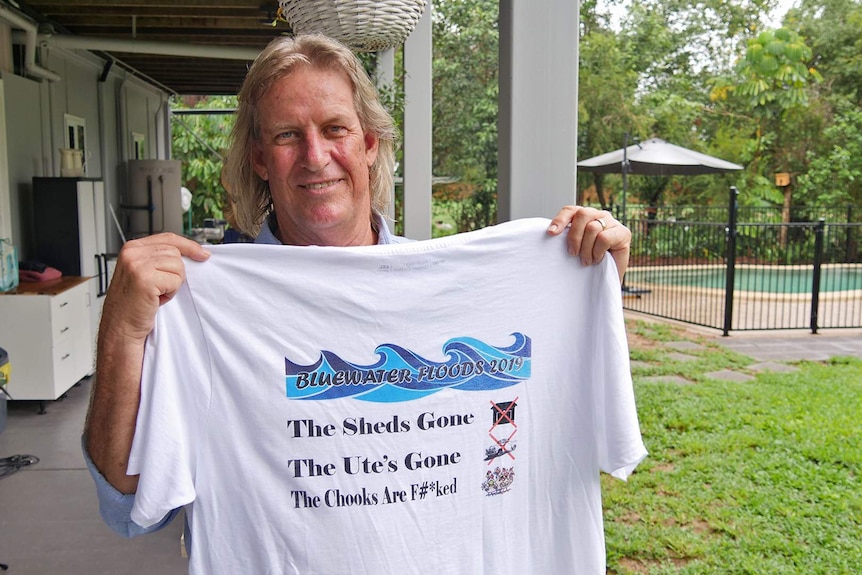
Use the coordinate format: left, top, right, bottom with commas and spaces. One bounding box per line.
0, 277, 93, 406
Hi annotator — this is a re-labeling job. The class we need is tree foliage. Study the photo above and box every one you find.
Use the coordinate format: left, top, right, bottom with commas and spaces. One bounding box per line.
577, 29, 646, 208
713, 28, 820, 112
170, 96, 236, 229
709, 26, 823, 211
431, 0, 499, 232
796, 0, 862, 105
577, 0, 862, 218
797, 100, 862, 207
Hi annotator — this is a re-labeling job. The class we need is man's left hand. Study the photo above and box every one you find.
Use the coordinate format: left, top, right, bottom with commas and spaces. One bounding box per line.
547, 206, 631, 281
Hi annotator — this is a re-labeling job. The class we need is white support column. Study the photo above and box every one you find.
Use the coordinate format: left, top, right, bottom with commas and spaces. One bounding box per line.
374, 48, 396, 222
402, 2, 433, 240
376, 48, 395, 86
498, 0, 580, 221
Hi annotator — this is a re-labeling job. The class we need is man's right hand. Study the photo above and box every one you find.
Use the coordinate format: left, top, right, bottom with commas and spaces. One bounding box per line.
85, 233, 209, 494
102, 233, 211, 343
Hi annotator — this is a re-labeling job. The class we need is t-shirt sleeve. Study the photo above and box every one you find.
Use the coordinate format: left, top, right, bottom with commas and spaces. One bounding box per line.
592, 259, 648, 480
128, 281, 212, 528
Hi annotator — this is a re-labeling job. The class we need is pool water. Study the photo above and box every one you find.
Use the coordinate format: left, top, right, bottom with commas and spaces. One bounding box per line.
627, 266, 862, 294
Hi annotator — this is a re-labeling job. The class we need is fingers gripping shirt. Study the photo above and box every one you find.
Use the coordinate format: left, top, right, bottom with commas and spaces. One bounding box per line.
128, 218, 647, 575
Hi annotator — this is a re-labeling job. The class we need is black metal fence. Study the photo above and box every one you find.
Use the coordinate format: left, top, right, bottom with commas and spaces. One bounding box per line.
622, 203, 858, 225
620, 189, 862, 334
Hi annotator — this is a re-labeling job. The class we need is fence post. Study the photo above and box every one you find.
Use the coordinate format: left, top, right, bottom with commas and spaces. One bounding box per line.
810, 218, 826, 334
723, 186, 739, 336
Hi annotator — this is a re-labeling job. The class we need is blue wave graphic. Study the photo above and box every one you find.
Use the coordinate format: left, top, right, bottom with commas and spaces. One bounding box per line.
286, 333, 531, 402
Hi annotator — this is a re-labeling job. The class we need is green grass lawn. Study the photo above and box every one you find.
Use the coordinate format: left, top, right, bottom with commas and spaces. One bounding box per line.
605, 320, 862, 574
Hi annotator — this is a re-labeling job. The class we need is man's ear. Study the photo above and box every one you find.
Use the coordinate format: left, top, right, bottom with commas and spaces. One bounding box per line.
364, 131, 379, 167
251, 141, 269, 181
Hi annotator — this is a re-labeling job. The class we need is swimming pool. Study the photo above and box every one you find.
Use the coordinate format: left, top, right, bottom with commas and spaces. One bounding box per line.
626, 265, 862, 294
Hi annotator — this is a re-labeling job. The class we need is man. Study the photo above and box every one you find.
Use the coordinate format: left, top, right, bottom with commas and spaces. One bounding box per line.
84, 33, 632, 554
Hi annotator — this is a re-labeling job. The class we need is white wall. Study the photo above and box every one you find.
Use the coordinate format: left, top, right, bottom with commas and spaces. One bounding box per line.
3, 72, 43, 253
51, 55, 103, 177
0, 46, 172, 259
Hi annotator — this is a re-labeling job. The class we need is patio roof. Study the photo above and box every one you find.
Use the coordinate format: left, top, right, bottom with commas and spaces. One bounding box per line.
17, 0, 290, 95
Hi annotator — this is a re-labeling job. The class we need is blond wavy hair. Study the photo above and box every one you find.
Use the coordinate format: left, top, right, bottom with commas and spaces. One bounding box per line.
223, 34, 398, 237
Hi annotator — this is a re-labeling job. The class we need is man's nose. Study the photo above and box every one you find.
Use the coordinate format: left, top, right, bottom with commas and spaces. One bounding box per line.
301, 132, 330, 171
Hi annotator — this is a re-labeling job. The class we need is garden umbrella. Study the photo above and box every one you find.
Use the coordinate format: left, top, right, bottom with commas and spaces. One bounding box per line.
577, 137, 744, 224
577, 137, 744, 176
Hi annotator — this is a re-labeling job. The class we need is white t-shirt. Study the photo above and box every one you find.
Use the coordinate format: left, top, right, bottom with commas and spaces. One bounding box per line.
129, 218, 646, 575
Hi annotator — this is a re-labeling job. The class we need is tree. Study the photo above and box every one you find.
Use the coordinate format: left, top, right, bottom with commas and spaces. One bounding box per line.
710, 27, 823, 218
577, 26, 646, 208
794, 0, 862, 105
578, 0, 774, 211
620, 0, 775, 96
796, 99, 862, 209
431, 0, 499, 232
170, 96, 237, 229
790, 0, 862, 212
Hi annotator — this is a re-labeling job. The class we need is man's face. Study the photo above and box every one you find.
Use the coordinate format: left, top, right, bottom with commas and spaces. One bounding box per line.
251, 64, 379, 246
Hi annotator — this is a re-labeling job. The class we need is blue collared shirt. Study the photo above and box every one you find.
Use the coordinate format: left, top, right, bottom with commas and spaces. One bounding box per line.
255, 212, 408, 246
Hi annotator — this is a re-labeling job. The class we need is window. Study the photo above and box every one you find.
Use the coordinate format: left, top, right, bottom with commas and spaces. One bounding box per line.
132, 132, 146, 159
63, 114, 87, 175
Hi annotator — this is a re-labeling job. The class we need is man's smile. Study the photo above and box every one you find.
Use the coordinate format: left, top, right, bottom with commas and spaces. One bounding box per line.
301, 179, 343, 191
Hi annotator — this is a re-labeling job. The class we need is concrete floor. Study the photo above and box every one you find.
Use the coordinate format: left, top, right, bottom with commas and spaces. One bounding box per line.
0, 377, 188, 575
710, 330, 862, 362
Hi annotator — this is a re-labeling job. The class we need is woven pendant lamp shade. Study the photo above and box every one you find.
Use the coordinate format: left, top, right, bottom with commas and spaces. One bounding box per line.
278, 0, 428, 52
